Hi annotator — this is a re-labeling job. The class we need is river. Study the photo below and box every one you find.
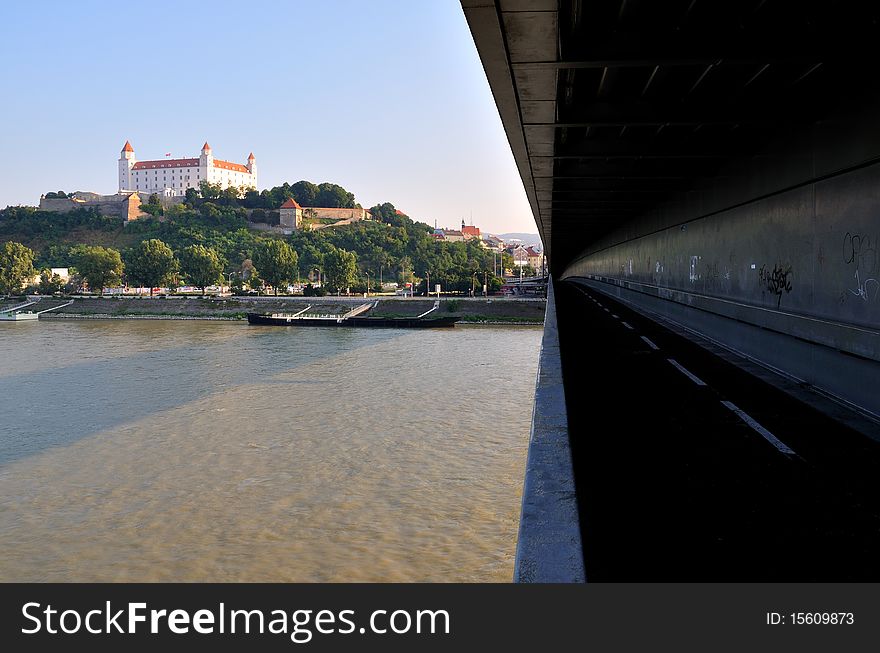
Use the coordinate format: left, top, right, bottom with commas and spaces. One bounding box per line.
0, 320, 540, 581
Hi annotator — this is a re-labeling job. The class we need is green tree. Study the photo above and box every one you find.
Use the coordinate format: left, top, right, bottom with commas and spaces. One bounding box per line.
230, 276, 246, 295
125, 239, 178, 297
199, 180, 222, 200
291, 180, 319, 206
180, 245, 225, 295
140, 193, 163, 217
398, 255, 413, 287
70, 245, 123, 296
184, 187, 200, 206
324, 247, 357, 295
37, 269, 65, 295
316, 182, 355, 208
247, 273, 264, 293
252, 240, 298, 296
0, 241, 36, 295
220, 185, 241, 205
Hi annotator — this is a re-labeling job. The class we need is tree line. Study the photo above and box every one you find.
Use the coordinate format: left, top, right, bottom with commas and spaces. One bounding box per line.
2, 184, 515, 296
0, 236, 365, 297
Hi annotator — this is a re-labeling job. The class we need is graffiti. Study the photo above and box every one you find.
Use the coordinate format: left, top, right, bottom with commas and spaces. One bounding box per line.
842, 232, 878, 303
849, 270, 880, 302
689, 256, 701, 283
843, 232, 877, 273
758, 263, 793, 308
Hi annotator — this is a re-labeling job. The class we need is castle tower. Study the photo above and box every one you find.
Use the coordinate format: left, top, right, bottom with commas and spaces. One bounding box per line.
279, 198, 302, 230
247, 152, 257, 188
199, 141, 213, 166
118, 140, 136, 192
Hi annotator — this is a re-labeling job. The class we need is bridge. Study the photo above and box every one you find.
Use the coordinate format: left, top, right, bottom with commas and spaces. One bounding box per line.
501, 274, 548, 295
462, 0, 880, 581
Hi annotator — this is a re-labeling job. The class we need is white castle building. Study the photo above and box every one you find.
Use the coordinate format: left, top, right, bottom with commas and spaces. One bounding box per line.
118, 141, 257, 197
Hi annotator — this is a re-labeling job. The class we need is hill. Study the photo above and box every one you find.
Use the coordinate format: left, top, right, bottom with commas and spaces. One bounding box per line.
497, 232, 542, 248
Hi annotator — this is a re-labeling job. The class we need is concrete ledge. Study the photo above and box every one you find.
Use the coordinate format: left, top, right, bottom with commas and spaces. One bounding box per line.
514, 278, 586, 582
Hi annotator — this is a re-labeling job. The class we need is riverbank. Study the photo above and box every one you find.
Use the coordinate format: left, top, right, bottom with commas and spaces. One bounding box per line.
32, 296, 546, 325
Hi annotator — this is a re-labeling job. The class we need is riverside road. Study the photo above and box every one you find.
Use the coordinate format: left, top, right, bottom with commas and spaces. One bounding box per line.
558, 280, 880, 581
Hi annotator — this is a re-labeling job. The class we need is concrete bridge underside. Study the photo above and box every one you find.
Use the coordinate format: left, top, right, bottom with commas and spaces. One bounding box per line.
462, 0, 880, 581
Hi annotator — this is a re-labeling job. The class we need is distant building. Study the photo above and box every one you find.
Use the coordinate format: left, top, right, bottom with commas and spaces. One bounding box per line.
511, 245, 529, 267
279, 198, 371, 232
525, 246, 543, 272
27, 268, 70, 287
460, 220, 481, 240
119, 141, 257, 197
481, 235, 505, 251
433, 227, 465, 242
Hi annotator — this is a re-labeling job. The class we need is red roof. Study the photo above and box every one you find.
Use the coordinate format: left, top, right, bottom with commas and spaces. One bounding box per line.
202, 141, 212, 151
248, 152, 255, 160
132, 158, 199, 170
444, 230, 464, 237
462, 225, 481, 236
131, 157, 250, 173
280, 198, 302, 209
526, 246, 541, 256
213, 158, 249, 173
121, 140, 134, 152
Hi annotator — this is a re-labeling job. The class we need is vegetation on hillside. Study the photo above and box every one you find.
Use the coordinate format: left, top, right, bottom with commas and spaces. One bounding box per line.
1, 181, 514, 295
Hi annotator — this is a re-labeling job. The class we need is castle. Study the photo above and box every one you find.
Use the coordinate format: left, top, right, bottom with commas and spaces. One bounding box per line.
279, 198, 371, 232
118, 141, 257, 197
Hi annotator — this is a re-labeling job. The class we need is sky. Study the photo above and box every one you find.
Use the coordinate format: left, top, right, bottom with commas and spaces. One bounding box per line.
0, 0, 537, 235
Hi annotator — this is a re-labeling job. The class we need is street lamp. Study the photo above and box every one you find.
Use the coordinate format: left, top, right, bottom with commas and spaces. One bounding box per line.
425, 271, 430, 297
365, 270, 371, 297
471, 271, 477, 297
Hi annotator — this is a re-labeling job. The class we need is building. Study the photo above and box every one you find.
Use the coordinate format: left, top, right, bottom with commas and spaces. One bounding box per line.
27, 268, 70, 287
39, 192, 144, 221
525, 246, 543, 272
433, 228, 465, 242
481, 234, 505, 251
118, 141, 257, 197
279, 198, 371, 232
461, 220, 481, 240
511, 244, 529, 267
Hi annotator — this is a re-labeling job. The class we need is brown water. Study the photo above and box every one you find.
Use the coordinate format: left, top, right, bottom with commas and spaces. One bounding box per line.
0, 320, 540, 581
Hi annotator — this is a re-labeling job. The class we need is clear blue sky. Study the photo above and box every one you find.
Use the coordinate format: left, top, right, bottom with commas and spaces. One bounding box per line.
0, 0, 537, 235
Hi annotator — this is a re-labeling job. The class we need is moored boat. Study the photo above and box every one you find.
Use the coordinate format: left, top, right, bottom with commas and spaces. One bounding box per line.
246, 312, 456, 328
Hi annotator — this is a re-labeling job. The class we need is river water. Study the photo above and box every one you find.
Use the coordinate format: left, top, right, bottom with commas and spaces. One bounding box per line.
0, 320, 540, 582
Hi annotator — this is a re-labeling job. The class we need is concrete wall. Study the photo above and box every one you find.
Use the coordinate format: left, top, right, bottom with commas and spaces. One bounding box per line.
302, 207, 370, 221
561, 96, 880, 419
38, 194, 145, 221
515, 279, 585, 582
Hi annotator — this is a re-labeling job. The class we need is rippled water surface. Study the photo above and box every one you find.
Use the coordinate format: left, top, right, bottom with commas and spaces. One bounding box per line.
0, 320, 540, 581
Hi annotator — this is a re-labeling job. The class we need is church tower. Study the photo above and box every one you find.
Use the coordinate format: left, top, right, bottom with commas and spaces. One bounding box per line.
118, 140, 136, 192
